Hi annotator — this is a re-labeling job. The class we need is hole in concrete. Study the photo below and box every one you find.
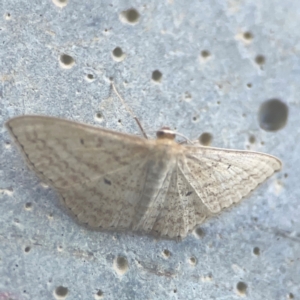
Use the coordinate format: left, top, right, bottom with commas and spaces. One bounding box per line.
258, 99, 288, 131
113, 47, 123, 57
113, 256, 129, 275
120, 8, 140, 25
236, 281, 247, 296
52, 0, 68, 8
59, 54, 75, 69
199, 133, 212, 146
189, 256, 197, 266
201, 273, 213, 282
95, 289, 103, 299
192, 115, 199, 122
201, 50, 211, 58
112, 47, 126, 62
255, 55, 265, 65
95, 112, 104, 122
184, 91, 192, 102
54, 286, 68, 299
85, 74, 94, 82
162, 249, 171, 258
103, 28, 111, 35
249, 135, 256, 144
24, 202, 32, 210
243, 31, 253, 40
152, 70, 162, 83
116, 256, 128, 270
195, 227, 205, 238
253, 247, 260, 256
24, 246, 31, 253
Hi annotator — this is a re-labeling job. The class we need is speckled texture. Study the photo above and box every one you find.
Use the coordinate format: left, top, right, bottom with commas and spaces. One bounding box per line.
0, 0, 299, 299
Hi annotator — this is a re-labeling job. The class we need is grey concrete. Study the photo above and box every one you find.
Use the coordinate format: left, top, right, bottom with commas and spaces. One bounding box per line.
0, 0, 299, 299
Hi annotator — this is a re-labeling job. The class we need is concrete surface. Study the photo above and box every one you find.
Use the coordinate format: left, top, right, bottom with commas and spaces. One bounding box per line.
0, 0, 299, 299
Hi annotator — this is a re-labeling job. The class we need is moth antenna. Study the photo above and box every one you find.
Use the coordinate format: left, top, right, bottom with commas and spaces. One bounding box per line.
111, 80, 148, 139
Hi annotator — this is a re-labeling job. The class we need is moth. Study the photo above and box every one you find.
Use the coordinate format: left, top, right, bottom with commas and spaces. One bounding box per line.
6, 114, 281, 239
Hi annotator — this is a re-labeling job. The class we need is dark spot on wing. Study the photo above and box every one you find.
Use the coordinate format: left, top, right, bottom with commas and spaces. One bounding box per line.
80, 139, 84, 145
186, 191, 193, 196
104, 178, 111, 185
227, 164, 231, 169
97, 138, 103, 147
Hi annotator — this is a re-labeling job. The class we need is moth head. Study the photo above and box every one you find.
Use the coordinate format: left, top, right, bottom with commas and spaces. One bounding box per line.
156, 127, 176, 140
